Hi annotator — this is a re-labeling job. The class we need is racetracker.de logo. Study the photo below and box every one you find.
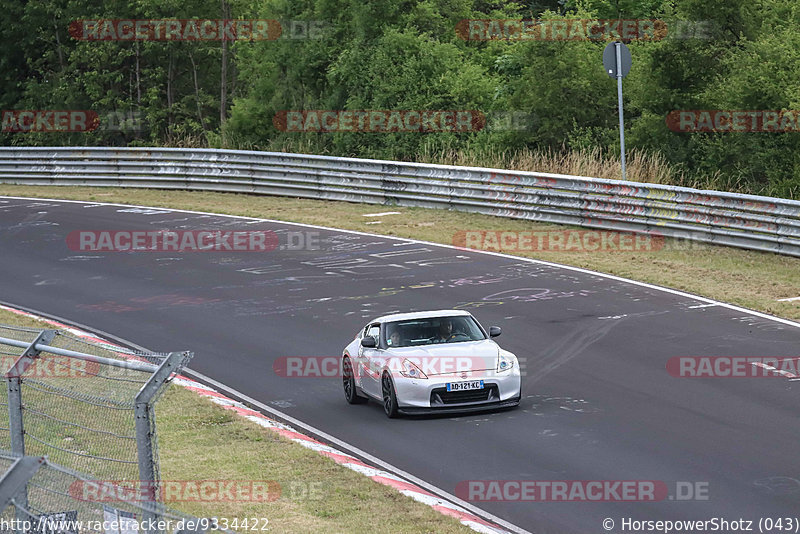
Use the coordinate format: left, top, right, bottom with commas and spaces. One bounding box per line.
274, 356, 504, 378
68, 19, 283, 41
455, 480, 669, 501
3, 356, 101, 379
456, 19, 667, 41
453, 230, 665, 253
666, 357, 800, 378
273, 110, 486, 133
666, 110, 800, 132
69, 480, 280, 503
2, 111, 100, 132
66, 230, 279, 252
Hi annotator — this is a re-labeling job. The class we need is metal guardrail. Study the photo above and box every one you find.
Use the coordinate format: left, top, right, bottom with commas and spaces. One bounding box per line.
1, 146, 799, 257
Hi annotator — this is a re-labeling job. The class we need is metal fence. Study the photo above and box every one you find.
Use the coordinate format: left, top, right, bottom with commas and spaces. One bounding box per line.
0, 450, 229, 534
0, 146, 799, 257
0, 323, 193, 528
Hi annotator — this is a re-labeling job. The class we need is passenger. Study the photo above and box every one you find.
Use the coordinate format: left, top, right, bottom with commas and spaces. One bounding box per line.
388, 329, 402, 347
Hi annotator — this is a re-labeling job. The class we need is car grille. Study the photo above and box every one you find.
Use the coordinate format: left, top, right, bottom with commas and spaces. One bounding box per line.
430, 385, 499, 406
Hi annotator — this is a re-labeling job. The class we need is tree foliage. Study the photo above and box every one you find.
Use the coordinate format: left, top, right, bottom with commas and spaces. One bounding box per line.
2, 0, 800, 197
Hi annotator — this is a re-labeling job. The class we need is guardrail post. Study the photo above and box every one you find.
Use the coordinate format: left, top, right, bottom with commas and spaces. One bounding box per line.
5, 329, 56, 525
134, 351, 192, 534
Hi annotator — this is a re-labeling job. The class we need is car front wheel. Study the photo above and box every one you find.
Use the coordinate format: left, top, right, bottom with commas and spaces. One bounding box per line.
382, 372, 399, 418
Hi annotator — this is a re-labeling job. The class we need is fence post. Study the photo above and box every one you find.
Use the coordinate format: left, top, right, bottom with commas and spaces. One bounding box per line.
6, 329, 56, 526
134, 351, 192, 534
0, 455, 44, 513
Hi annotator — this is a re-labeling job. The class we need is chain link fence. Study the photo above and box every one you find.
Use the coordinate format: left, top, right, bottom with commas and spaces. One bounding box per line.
0, 450, 231, 534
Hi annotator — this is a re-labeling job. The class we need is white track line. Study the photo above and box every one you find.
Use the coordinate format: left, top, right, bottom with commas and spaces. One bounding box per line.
362, 211, 401, 217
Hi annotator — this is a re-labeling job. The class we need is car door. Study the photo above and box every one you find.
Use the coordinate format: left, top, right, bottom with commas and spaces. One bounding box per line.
358, 323, 382, 398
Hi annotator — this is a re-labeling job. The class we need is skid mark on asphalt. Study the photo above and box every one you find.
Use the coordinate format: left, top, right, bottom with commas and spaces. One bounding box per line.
58, 255, 102, 261
33, 278, 60, 286
752, 476, 800, 496
455, 287, 597, 311
116, 207, 171, 215
0, 201, 60, 211
237, 264, 304, 275
597, 310, 667, 321
731, 315, 787, 332
268, 399, 295, 408
75, 294, 225, 314
523, 395, 602, 416
3, 216, 60, 235
524, 319, 622, 385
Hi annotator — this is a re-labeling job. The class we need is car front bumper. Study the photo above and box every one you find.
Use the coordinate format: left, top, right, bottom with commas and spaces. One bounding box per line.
392, 368, 521, 413
398, 397, 520, 415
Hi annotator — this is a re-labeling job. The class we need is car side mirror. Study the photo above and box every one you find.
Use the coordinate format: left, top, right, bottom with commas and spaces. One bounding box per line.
361, 336, 377, 348
489, 326, 502, 337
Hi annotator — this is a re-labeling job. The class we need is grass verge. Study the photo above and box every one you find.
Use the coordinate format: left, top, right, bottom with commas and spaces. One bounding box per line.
1, 185, 798, 321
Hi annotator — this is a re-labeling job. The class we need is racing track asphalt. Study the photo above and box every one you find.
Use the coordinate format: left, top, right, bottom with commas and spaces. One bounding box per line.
1, 196, 799, 533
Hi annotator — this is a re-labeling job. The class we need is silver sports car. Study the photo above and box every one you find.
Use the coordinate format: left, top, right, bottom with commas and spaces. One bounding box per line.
341, 310, 521, 417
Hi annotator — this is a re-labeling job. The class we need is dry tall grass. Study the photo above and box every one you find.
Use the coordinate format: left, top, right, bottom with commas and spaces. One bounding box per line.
416, 144, 683, 184
171, 133, 744, 193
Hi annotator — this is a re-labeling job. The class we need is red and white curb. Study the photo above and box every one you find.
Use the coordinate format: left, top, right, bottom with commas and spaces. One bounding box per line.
0, 304, 511, 534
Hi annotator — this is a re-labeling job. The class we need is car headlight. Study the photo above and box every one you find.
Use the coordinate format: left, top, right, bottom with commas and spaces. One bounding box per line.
497, 352, 515, 372
400, 359, 428, 379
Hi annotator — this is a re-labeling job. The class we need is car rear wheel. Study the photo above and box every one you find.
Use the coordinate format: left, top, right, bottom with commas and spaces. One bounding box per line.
382, 372, 399, 418
342, 356, 367, 404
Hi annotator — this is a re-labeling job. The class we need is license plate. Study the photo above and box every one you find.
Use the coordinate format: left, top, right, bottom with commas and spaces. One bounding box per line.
446, 380, 484, 392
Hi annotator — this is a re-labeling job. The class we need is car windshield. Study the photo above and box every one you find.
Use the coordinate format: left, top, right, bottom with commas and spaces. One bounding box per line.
384, 316, 486, 347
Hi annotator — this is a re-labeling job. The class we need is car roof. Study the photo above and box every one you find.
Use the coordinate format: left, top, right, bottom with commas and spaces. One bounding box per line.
371, 309, 473, 323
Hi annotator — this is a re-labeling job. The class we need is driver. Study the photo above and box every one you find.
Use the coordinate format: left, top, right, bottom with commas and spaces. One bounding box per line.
433, 319, 456, 343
